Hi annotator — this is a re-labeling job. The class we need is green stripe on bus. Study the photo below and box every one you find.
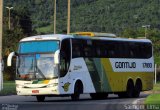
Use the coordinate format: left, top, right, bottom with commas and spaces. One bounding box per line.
32, 80, 39, 84
84, 58, 101, 92
84, 58, 112, 92
93, 58, 112, 92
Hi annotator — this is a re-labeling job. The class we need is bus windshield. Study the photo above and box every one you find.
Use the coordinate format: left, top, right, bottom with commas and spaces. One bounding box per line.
17, 40, 60, 80
17, 54, 58, 80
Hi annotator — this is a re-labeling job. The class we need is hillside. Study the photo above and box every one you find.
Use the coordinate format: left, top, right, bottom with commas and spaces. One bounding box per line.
3, 0, 160, 64
4, 0, 160, 35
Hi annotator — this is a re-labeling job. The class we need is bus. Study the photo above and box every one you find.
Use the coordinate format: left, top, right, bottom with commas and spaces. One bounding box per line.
7, 33, 154, 102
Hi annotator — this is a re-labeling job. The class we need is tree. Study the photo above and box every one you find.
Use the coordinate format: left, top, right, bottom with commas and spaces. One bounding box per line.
3, 5, 34, 80
13, 6, 33, 36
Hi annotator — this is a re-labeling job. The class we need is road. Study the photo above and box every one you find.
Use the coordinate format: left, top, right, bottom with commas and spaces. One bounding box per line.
0, 93, 148, 110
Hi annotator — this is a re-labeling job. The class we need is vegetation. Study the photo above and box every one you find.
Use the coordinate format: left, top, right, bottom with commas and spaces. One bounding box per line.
144, 82, 160, 106
2, 0, 160, 80
0, 81, 16, 95
153, 83, 160, 91
4, 0, 160, 34
145, 94, 160, 106
36, 25, 52, 34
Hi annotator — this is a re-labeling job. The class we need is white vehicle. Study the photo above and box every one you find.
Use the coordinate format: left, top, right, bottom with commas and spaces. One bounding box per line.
7, 33, 154, 102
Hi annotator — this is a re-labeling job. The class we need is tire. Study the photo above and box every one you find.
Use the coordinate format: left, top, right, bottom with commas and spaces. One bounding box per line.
90, 93, 108, 100
71, 81, 83, 101
133, 80, 142, 98
125, 80, 134, 98
36, 96, 45, 102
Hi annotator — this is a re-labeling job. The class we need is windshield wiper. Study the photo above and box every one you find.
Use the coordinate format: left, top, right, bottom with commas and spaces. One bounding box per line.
36, 67, 46, 79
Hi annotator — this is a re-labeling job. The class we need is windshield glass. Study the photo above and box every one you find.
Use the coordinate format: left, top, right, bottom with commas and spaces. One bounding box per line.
36, 54, 56, 79
17, 54, 58, 80
17, 55, 35, 79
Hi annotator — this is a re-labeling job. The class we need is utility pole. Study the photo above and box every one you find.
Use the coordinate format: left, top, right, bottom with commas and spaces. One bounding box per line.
6, 6, 13, 30
54, 0, 56, 34
142, 25, 150, 38
155, 64, 157, 84
0, 0, 3, 91
67, 0, 70, 34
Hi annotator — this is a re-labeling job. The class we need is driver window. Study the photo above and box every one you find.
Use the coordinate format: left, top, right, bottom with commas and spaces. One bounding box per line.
60, 39, 71, 77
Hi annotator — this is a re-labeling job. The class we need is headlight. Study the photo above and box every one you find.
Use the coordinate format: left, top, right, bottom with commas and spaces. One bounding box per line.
16, 84, 24, 88
47, 83, 58, 87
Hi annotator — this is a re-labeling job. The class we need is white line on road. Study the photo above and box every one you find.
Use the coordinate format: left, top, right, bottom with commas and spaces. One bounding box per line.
131, 98, 145, 110
132, 98, 145, 105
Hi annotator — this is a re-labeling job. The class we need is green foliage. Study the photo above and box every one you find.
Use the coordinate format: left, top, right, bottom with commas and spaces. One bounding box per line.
153, 83, 160, 91
3, 2, 35, 80
0, 81, 16, 95
4, 0, 160, 34
13, 6, 33, 36
36, 25, 52, 34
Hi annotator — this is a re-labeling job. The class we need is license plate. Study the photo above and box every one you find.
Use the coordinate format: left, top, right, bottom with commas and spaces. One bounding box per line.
32, 90, 39, 93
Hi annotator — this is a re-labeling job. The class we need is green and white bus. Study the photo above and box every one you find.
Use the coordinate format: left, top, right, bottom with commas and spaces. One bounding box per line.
7, 33, 154, 102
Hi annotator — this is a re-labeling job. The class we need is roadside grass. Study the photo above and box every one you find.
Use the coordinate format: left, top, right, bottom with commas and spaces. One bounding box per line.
145, 82, 160, 107
0, 81, 16, 96
153, 83, 160, 91
145, 94, 160, 104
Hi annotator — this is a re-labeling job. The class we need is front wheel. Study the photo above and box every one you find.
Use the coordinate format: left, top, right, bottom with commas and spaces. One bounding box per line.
36, 96, 45, 102
71, 81, 83, 101
71, 92, 80, 101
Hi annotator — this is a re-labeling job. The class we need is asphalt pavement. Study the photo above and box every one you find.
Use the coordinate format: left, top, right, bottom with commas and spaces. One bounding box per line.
0, 93, 149, 110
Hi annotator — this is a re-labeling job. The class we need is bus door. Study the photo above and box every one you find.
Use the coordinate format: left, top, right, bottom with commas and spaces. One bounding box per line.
60, 39, 71, 78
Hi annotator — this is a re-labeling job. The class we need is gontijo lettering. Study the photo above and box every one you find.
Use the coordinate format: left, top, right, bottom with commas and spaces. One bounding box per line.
115, 62, 136, 68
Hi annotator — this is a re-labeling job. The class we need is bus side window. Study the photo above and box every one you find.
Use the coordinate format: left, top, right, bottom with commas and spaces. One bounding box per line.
72, 39, 83, 58
141, 43, 152, 58
60, 39, 71, 77
83, 40, 93, 58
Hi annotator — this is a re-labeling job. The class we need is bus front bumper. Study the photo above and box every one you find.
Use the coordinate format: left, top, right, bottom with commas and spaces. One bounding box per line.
16, 86, 60, 96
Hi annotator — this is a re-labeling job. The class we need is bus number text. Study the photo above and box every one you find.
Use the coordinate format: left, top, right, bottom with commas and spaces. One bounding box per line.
143, 63, 152, 68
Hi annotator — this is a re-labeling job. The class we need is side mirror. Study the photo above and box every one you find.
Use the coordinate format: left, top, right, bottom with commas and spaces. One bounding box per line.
7, 52, 16, 66
54, 50, 60, 64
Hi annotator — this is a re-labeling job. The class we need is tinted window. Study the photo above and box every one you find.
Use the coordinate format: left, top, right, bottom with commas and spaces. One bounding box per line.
72, 38, 152, 59
72, 39, 84, 58
60, 39, 71, 77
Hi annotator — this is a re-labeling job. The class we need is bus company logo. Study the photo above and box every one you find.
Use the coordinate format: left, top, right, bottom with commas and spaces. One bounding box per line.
73, 65, 82, 70
115, 62, 136, 69
62, 82, 71, 92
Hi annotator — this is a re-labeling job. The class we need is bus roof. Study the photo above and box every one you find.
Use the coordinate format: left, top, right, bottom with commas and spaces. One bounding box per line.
20, 34, 73, 42
71, 32, 117, 38
20, 34, 152, 43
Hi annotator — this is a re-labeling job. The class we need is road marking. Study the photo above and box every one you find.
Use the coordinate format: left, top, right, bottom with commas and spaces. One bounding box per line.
131, 98, 145, 110
132, 98, 145, 105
